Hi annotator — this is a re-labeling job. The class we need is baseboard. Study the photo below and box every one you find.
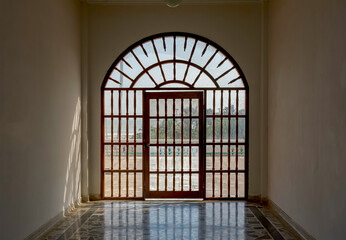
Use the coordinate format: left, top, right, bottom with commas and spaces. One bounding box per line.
248, 195, 268, 204
267, 199, 316, 240
25, 197, 82, 240
89, 193, 101, 201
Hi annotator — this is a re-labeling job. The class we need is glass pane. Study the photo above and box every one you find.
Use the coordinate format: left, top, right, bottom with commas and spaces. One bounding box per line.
222, 173, 228, 198
104, 91, 111, 115
113, 172, 119, 197
230, 90, 236, 115
206, 90, 213, 115
214, 173, 220, 198
150, 119, 157, 144
120, 172, 127, 197
215, 90, 221, 115
214, 117, 221, 143
136, 118, 143, 143
167, 118, 173, 144
206, 117, 213, 143
183, 99, 190, 116
150, 146, 157, 171
183, 174, 189, 191
159, 147, 165, 172
128, 118, 134, 142
238, 90, 246, 115
104, 145, 111, 170
128, 91, 134, 115
150, 99, 157, 116
150, 174, 157, 191
175, 99, 181, 116
206, 145, 213, 170
159, 119, 165, 144
113, 145, 119, 170
128, 145, 134, 170
104, 118, 111, 143
136, 91, 143, 115
191, 174, 199, 191
183, 147, 189, 171
191, 99, 199, 116
175, 119, 181, 144
238, 118, 246, 143
104, 173, 111, 197
206, 173, 212, 198
136, 145, 142, 170
230, 145, 236, 170
238, 173, 245, 198
167, 174, 173, 191
113, 90, 119, 115
222, 90, 229, 115
159, 174, 165, 191
113, 118, 119, 142
230, 118, 236, 142
230, 173, 236, 197
120, 118, 127, 142
120, 145, 127, 170
175, 174, 181, 191
238, 145, 245, 170
175, 146, 182, 172
120, 91, 127, 115
128, 172, 134, 197
222, 145, 229, 170
222, 118, 228, 142
136, 173, 143, 197
167, 146, 174, 171
214, 145, 221, 170
191, 147, 199, 171
183, 119, 190, 143
159, 99, 165, 117
191, 119, 199, 144
167, 99, 173, 116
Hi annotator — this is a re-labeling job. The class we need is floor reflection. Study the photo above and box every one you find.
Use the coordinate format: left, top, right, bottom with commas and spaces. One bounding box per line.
42, 201, 296, 240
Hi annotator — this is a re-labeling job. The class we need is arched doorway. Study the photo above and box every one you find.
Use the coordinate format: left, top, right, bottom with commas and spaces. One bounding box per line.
101, 32, 248, 200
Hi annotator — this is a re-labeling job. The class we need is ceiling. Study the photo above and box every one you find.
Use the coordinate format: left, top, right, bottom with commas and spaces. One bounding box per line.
82, 0, 260, 4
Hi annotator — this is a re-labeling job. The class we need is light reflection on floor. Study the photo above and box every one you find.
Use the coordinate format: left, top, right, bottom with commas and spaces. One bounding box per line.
42, 201, 296, 240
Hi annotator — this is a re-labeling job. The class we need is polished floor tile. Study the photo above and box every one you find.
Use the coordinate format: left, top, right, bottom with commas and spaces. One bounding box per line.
41, 201, 297, 240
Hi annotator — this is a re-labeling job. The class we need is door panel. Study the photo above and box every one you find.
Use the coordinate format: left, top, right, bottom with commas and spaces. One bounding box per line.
144, 92, 203, 198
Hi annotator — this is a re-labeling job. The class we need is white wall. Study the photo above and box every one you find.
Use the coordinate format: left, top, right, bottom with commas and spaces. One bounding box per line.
0, 0, 81, 239
86, 3, 264, 197
268, 0, 346, 239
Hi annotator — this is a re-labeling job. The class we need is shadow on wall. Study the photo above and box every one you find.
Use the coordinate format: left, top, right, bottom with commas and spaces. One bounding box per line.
63, 98, 81, 215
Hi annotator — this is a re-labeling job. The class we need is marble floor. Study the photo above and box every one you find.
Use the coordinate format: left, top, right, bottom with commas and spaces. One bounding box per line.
41, 201, 297, 240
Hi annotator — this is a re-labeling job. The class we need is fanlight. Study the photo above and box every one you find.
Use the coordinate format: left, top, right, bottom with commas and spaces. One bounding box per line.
103, 33, 247, 90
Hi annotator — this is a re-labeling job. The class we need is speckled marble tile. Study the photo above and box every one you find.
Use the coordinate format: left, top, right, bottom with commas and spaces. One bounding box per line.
40, 201, 298, 240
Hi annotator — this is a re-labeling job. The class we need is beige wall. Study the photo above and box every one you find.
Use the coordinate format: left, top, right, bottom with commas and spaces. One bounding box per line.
0, 0, 81, 239
86, 3, 265, 197
268, 0, 346, 239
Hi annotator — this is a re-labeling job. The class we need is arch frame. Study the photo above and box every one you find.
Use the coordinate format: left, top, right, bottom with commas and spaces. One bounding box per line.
101, 32, 249, 200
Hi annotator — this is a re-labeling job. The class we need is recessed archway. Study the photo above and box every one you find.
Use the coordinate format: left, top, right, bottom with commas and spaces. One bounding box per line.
101, 32, 248, 200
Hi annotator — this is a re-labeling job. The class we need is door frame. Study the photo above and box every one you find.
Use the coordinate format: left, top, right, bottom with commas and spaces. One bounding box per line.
143, 91, 204, 198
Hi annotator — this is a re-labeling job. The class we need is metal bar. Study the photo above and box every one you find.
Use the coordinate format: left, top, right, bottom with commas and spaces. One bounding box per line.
220, 91, 223, 197
212, 90, 215, 198
173, 99, 176, 191
228, 76, 242, 84
130, 50, 158, 86
165, 99, 168, 191
115, 67, 134, 82
111, 91, 114, 197
134, 91, 137, 197
228, 91, 231, 198
181, 98, 184, 191
109, 77, 121, 85
174, 36, 176, 81
191, 50, 219, 87
182, 39, 197, 82
217, 57, 227, 68
189, 99, 192, 191
236, 90, 239, 198
156, 99, 159, 191
215, 67, 235, 81
104, 169, 146, 173
151, 40, 167, 82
